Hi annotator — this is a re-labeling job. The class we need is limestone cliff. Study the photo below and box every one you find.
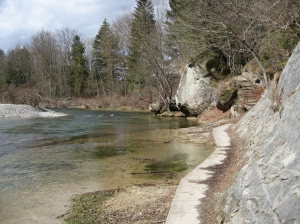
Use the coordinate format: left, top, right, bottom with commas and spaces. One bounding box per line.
218, 43, 300, 223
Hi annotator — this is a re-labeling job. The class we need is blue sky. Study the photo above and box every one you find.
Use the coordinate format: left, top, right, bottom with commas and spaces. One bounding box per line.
0, 0, 137, 51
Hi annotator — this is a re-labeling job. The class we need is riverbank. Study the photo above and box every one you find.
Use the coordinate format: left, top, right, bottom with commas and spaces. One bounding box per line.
0, 104, 68, 117
60, 117, 241, 223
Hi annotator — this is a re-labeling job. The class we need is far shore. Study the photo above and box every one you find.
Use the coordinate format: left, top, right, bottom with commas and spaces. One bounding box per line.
0, 104, 68, 118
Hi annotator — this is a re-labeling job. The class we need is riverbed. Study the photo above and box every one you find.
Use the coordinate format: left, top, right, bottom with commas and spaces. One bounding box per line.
0, 109, 214, 223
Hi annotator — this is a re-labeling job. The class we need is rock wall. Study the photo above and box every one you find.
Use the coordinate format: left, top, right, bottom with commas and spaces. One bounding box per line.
218, 43, 300, 223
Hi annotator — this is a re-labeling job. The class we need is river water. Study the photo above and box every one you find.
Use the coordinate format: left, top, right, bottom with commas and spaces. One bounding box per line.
0, 109, 214, 223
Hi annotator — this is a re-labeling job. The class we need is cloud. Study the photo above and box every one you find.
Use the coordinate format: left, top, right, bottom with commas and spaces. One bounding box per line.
0, 0, 136, 51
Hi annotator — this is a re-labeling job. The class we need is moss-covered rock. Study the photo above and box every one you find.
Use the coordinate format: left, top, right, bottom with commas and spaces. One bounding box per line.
215, 87, 238, 112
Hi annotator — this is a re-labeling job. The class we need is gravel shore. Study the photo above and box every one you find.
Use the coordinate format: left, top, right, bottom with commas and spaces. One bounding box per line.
0, 104, 68, 118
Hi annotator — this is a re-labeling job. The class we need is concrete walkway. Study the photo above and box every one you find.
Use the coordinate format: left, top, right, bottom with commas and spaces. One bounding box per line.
166, 124, 233, 224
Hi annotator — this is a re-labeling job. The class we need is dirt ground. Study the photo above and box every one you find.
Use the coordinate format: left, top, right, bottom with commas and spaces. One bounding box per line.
62, 183, 177, 224
101, 184, 177, 224
61, 118, 244, 224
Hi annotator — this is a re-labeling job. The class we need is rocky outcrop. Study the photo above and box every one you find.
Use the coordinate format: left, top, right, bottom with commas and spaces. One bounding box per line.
218, 42, 300, 223
175, 62, 213, 116
174, 60, 259, 117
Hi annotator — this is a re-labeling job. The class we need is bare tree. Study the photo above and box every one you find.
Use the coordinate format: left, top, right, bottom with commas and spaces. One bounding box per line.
111, 10, 134, 96
112, 9, 133, 55
30, 30, 59, 97
55, 28, 79, 97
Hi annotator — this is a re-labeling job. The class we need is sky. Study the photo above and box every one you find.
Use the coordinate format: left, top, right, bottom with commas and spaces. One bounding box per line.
0, 0, 137, 52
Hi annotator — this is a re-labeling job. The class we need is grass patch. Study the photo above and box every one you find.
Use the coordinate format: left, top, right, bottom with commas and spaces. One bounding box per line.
93, 145, 128, 158
144, 153, 189, 174
63, 189, 121, 224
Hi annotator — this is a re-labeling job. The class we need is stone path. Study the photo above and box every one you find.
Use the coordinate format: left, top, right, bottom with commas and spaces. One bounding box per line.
235, 76, 264, 109
166, 124, 233, 224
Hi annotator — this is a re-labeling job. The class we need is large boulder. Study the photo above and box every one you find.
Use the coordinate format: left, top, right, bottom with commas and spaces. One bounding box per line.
175, 50, 231, 117
175, 62, 213, 116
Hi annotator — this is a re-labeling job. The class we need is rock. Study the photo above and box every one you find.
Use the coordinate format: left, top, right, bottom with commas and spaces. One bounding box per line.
149, 102, 165, 115
57, 100, 74, 108
214, 87, 238, 112
235, 71, 261, 84
175, 51, 232, 116
149, 98, 179, 115
75, 104, 89, 109
218, 42, 300, 223
230, 105, 247, 118
157, 111, 186, 117
169, 97, 179, 112
175, 62, 213, 116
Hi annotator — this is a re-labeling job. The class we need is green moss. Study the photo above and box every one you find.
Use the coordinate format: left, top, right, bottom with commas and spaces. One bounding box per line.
220, 88, 237, 102
144, 153, 189, 175
63, 189, 118, 224
93, 145, 128, 158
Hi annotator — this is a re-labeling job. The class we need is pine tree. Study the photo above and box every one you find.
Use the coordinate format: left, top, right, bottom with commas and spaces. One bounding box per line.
5, 46, 31, 87
92, 19, 121, 96
0, 49, 8, 92
127, 0, 156, 91
166, 0, 200, 61
71, 35, 87, 96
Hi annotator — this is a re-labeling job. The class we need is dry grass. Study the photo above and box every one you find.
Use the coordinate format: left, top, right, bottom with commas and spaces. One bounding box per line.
199, 125, 247, 224
62, 184, 177, 224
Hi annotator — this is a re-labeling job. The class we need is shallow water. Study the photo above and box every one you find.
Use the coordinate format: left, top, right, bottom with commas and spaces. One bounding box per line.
0, 109, 214, 223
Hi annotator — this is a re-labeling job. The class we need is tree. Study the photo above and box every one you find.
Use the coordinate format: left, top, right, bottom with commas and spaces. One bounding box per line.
71, 35, 88, 96
112, 11, 134, 96
30, 30, 58, 97
128, 0, 179, 107
0, 49, 7, 92
166, 0, 300, 86
55, 28, 79, 97
5, 46, 32, 87
127, 0, 156, 90
92, 19, 119, 96
112, 10, 133, 55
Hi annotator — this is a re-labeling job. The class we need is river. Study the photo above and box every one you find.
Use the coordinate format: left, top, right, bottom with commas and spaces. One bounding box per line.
0, 109, 214, 223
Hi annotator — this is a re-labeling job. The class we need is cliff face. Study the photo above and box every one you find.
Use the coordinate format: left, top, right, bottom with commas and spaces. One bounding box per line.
219, 43, 300, 223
